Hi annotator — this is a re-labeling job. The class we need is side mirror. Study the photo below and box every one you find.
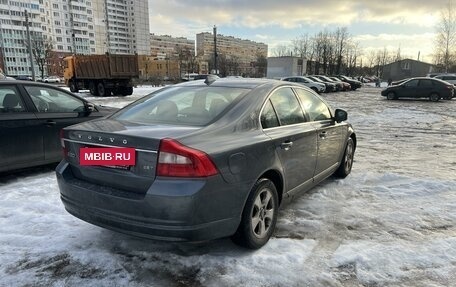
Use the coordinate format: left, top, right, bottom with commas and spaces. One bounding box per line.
85, 102, 95, 113
334, 109, 347, 123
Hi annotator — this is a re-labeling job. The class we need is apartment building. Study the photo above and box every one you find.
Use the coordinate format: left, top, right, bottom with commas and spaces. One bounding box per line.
196, 32, 268, 76
150, 34, 194, 60
92, 0, 149, 55
0, 0, 42, 76
0, 0, 150, 77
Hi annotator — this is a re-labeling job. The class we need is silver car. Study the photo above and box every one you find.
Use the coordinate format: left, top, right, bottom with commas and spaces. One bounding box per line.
281, 76, 326, 93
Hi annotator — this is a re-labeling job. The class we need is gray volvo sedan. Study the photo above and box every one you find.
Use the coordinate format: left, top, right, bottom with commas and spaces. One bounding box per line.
56, 78, 356, 249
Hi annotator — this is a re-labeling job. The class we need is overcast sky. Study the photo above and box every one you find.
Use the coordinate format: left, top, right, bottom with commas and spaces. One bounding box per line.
147, 0, 445, 62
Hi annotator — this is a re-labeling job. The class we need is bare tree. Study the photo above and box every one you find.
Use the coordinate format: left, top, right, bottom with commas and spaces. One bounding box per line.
435, 0, 456, 72
272, 44, 292, 57
291, 34, 311, 58
25, 34, 53, 78
254, 53, 267, 78
334, 27, 350, 74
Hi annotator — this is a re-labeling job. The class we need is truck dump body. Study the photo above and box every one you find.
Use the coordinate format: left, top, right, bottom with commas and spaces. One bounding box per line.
74, 55, 139, 79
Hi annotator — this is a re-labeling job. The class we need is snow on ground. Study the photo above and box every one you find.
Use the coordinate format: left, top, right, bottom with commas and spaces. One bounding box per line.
1, 85, 456, 287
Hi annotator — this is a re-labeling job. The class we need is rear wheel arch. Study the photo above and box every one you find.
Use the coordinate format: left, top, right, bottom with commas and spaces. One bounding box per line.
260, 169, 284, 205
349, 132, 357, 150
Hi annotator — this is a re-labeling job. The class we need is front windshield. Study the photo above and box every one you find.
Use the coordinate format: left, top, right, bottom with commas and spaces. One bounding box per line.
111, 86, 250, 126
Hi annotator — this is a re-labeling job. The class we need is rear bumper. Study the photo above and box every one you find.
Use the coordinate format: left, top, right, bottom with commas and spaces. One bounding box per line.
56, 160, 243, 242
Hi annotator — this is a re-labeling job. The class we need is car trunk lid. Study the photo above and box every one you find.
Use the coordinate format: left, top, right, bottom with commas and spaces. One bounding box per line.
62, 119, 200, 194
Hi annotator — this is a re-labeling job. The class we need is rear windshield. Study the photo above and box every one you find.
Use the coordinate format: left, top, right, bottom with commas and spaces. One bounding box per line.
111, 86, 250, 126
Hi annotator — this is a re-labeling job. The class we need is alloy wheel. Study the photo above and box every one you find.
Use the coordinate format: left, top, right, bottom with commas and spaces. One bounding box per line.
251, 188, 275, 239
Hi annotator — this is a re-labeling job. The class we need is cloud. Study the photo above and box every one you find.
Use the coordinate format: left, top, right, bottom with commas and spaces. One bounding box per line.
147, 0, 444, 60
354, 33, 437, 62
148, 0, 443, 30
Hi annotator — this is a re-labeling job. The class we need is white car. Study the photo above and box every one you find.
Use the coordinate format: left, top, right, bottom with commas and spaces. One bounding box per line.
433, 74, 456, 86
281, 76, 326, 93
42, 76, 61, 83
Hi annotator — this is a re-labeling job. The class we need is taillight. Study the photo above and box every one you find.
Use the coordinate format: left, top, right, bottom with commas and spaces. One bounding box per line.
157, 138, 218, 177
60, 129, 68, 158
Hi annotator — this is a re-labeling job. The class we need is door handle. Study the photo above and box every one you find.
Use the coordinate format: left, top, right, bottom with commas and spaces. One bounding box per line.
44, 120, 56, 127
280, 141, 293, 150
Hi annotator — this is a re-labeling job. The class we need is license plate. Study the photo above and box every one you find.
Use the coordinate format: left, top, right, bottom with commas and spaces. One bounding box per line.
80, 147, 136, 166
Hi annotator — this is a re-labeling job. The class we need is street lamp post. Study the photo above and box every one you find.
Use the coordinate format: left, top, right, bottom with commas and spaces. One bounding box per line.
24, 9, 36, 81
213, 25, 217, 75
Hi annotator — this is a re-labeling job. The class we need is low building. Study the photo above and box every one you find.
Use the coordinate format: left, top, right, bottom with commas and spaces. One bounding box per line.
137, 55, 180, 82
382, 59, 435, 81
266, 56, 307, 79
196, 32, 267, 77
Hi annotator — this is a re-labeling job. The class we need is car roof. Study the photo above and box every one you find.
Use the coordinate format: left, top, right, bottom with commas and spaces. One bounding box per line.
173, 78, 280, 89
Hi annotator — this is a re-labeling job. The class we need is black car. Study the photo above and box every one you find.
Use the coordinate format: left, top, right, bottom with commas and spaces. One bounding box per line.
315, 75, 344, 92
336, 75, 362, 90
0, 80, 117, 173
381, 77, 454, 101
56, 78, 356, 249
307, 76, 337, 92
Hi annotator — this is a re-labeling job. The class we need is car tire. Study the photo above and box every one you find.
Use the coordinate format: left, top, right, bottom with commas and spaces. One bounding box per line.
231, 178, 278, 249
120, 86, 133, 96
386, 92, 396, 100
69, 81, 79, 93
89, 82, 98, 96
334, 137, 355, 178
429, 93, 440, 102
97, 82, 107, 97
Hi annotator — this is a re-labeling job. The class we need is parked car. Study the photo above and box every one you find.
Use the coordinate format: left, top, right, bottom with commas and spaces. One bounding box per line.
328, 76, 351, 91
307, 76, 337, 92
391, 78, 409, 86
281, 76, 326, 93
336, 75, 362, 90
315, 75, 345, 92
57, 78, 356, 249
0, 72, 16, 80
433, 74, 456, 86
0, 80, 117, 173
193, 74, 220, 80
42, 76, 61, 83
15, 75, 33, 81
381, 77, 454, 101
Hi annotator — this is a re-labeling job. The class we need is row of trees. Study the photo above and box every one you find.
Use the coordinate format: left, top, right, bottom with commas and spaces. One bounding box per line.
272, 27, 406, 77
434, 0, 456, 72
269, 0, 456, 78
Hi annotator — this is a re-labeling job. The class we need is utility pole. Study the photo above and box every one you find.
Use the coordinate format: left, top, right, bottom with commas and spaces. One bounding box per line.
213, 25, 217, 75
24, 9, 36, 81
69, 0, 76, 54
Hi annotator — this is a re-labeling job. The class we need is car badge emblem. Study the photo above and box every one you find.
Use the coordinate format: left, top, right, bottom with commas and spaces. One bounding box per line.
123, 140, 128, 145
78, 134, 82, 139
110, 138, 114, 143
88, 136, 92, 140
98, 136, 103, 142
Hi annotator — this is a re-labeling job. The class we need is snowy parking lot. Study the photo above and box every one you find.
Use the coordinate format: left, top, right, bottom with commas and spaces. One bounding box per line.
1, 85, 455, 287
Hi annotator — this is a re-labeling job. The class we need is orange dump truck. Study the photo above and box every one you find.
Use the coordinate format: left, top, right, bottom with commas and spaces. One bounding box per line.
64, 54, 138, 97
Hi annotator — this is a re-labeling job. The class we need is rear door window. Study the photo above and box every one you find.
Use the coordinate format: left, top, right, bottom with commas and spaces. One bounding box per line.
0, 86, 26, 113
419, 80, 433, 87
268, 87, 306, 126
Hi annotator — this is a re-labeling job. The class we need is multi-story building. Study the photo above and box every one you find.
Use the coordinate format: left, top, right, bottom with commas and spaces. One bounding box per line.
0, 0, 42, 76
196, 32, 268, 77
0, 0, 150, 77
150, 34, 194, 60
42, 0, 95, 54
92, 0, 149, 55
